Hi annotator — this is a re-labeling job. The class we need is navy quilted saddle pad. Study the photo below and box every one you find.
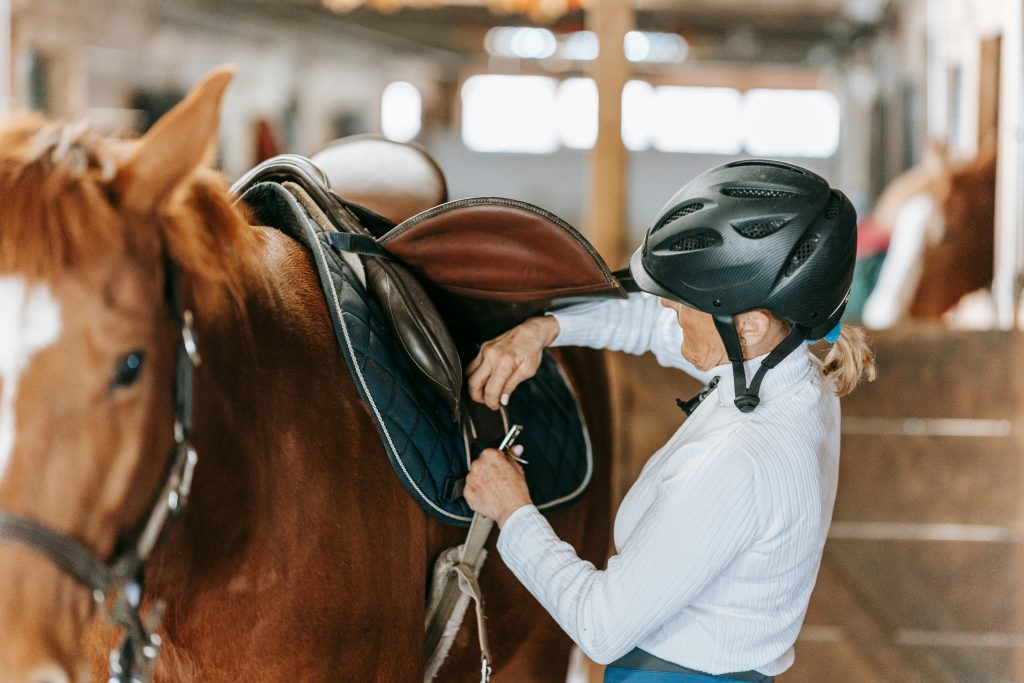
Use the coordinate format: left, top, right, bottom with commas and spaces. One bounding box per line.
237, 181, 593, 526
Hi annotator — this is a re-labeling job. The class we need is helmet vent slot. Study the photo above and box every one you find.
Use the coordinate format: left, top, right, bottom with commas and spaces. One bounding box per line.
733, 217, 790, 239
726, 160, 806, 174
668, 231, 722, 252
721, 186, 801, 199
824, 192, 843, 219
785, 235, 819, 276
655, 202, 704, 232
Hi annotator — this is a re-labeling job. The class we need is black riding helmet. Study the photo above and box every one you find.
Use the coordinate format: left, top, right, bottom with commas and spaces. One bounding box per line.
630, 159, 857, 413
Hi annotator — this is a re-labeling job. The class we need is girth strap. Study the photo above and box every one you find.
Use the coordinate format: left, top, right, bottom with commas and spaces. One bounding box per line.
456, 515, 495, 681
425, 414, 519, 682
424, 514, 495, 683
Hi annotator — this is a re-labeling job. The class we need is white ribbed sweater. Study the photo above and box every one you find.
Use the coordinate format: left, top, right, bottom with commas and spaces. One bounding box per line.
496, 293, 840, 675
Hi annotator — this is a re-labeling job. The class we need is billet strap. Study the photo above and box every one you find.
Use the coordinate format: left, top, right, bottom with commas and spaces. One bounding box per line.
424, 407, 512, 682
458, 514, 495, 576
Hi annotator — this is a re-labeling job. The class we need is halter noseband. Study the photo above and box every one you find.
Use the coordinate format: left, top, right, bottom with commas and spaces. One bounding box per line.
0, 260, 198, 683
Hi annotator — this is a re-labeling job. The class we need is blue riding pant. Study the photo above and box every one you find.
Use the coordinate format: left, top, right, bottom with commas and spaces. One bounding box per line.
603, 649, 773, 683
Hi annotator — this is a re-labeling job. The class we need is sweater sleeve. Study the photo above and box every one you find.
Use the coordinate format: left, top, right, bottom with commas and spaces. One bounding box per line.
496, 448, 760, 665
548, 293, 711, 381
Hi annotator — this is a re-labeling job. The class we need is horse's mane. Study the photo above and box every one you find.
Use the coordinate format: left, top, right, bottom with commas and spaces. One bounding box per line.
0, 114, 260, 314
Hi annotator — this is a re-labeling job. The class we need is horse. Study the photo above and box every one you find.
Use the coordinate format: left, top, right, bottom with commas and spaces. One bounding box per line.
908, 141, 998, 319
0, 67, 613, 682
860, 138, 999, 328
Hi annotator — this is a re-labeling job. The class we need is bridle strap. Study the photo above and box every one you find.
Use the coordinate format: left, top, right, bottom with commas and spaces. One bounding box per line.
0, 513, 112, 597
167, 257, 199, 438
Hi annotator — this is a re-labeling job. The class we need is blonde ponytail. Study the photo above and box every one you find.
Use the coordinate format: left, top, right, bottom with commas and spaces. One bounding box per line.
822, 325, 877, 397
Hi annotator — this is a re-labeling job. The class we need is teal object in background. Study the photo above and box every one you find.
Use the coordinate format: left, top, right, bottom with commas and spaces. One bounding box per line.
845, 253, 886, 323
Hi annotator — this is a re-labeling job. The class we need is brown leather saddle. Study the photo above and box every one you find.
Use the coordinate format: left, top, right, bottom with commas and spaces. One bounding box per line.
231, 148, 626, 424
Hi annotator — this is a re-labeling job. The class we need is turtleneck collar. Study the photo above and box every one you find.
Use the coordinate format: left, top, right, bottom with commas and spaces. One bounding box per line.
706, 347, 814, 408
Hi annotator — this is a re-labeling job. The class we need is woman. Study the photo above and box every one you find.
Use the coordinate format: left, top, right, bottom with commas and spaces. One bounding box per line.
463, 160, 876, 682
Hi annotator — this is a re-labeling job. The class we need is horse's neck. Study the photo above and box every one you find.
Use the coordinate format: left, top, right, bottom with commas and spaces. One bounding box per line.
152, 226, 364, 589
141, 227, 434, 680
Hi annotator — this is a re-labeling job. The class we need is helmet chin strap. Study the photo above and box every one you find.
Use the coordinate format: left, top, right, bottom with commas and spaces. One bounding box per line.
712, 315, 808, 413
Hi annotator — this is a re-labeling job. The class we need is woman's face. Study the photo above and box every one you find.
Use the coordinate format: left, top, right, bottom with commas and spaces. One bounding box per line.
658, 298, 729, 371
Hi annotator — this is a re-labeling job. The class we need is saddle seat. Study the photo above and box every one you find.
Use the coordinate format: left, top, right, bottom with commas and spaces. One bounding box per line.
231, 153, 627, 422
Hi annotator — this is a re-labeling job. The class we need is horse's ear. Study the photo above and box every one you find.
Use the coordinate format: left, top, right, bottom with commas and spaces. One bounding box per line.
114, 65, 236, 215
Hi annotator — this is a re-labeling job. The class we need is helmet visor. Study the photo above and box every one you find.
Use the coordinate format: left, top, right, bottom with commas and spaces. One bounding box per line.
629, 246, 700, 309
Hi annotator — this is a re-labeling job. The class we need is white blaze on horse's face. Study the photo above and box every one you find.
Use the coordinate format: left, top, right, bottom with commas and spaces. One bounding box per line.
0, 276, 63, 481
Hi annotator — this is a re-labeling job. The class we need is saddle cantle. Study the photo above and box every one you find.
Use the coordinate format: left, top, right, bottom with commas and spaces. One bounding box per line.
233, 154, 465, 418
230, 154, 625, 525
311, 134, 449, 228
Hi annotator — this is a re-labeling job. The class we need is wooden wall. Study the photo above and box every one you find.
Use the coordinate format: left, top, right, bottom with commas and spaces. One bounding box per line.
598, 326, 1024, 681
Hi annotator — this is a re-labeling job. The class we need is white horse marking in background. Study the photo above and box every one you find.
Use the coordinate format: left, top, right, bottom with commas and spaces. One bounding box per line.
862, 194, 941, 329
0, 276, 62, 481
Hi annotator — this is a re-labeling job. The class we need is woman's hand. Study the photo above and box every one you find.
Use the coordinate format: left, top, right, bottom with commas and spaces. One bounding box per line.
464, 446, 531, 527
467, 316, 560, 410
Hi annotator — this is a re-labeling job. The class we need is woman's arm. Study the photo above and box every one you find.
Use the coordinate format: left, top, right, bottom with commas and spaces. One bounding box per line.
468, 293, 710, 408
551, 292, 710, 379
495, 448, 760, 664
549, 292, 668, 355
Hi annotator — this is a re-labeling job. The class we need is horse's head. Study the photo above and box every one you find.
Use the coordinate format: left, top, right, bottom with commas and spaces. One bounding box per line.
0, 67, 256, 682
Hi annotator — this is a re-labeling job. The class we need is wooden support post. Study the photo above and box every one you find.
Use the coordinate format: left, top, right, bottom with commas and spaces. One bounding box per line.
585, 0, 633, 269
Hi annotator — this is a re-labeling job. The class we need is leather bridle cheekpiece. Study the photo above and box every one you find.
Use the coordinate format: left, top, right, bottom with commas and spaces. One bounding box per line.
0, 260, 199, 683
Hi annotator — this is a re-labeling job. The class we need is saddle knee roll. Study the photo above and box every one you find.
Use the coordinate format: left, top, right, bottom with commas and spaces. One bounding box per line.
365, 256, 463, 420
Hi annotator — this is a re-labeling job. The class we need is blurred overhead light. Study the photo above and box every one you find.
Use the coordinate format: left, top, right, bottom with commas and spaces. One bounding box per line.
623, 31, 651, 62
484, 28, 686, 64
461, 75, 560, 153
381, 81, 422, 142
556, 78, 598, 149
561, 31, 600, 61
743, 89, 840, 157
640, 32, 689, 63
652, 86, 744, 154
621, 80, 655, 151
484, 27, 557, 59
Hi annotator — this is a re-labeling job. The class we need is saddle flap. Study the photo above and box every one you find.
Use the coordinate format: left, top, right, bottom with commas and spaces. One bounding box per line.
379, 198, 627, 340
380, 198, 626, 301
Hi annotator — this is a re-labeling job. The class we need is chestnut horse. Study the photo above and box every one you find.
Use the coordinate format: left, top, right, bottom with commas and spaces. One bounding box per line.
0, 68, 612, 682
860, 140, 999, 327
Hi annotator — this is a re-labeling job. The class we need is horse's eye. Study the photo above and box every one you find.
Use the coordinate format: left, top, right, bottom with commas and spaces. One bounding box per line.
110, 351, 146, 390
